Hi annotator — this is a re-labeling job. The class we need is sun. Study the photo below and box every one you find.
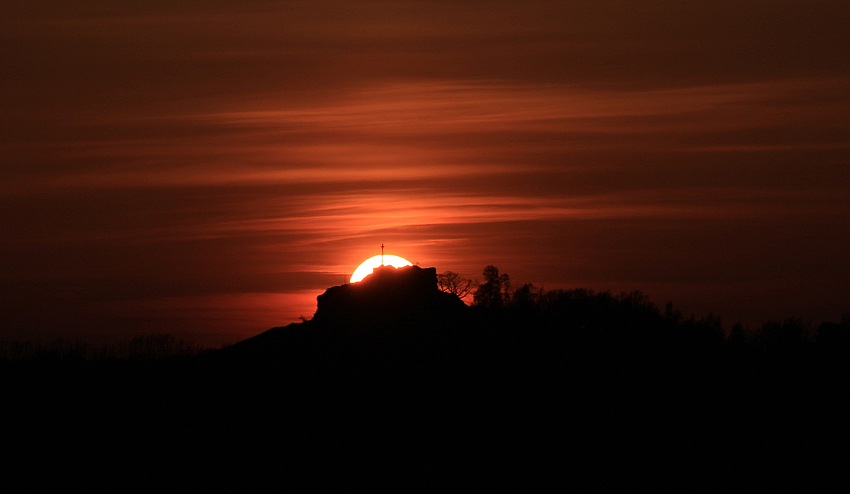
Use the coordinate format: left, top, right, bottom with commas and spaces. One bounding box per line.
350, 254, 413, 283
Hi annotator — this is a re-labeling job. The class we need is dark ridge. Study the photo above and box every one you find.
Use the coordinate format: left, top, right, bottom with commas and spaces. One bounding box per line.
3, 270, 849, 490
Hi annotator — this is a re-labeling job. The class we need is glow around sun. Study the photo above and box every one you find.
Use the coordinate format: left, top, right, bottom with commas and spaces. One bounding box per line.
350, 254, 413, 283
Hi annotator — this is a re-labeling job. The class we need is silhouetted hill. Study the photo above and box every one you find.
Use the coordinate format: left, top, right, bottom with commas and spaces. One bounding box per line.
3, 274, 849, 490
217, 265, 467, 365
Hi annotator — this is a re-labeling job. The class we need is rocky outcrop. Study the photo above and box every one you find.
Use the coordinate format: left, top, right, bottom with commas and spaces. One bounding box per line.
312, 265, 466, 328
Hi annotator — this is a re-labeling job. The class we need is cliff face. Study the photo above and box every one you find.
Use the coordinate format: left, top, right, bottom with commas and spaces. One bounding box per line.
313, 265, 466, 327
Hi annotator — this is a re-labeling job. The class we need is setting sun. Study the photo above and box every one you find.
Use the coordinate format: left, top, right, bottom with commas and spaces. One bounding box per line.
350, 254, 413, 283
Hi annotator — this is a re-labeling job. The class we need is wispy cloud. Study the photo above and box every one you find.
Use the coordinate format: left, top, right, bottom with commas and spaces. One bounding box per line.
7, 77, 847, 195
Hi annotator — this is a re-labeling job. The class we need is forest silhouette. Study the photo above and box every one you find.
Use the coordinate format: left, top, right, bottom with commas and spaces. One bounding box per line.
2, 264, 849, 489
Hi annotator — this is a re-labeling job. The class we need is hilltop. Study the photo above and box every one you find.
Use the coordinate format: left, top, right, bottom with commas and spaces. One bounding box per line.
2, 265, 849, 489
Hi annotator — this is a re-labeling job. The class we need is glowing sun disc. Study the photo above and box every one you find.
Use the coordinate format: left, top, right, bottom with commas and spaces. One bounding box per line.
350, 254, 413, 283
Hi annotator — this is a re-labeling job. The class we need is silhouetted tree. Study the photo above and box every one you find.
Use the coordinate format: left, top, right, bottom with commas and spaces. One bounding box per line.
678, 312, 724, 350
816, 312, 850, 348
472, 265, 510, 308
508, 283, 542, 312
664, 301, 683, 327
729, 323, 747, 346
437, 271, 476, 301
756, 317, 811, 351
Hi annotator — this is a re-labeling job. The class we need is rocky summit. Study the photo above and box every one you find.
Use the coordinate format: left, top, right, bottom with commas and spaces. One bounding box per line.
312, 264, 466, 328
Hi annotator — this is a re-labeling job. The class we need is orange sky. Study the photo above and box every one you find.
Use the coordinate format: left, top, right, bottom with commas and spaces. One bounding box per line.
2, 1, 849, 345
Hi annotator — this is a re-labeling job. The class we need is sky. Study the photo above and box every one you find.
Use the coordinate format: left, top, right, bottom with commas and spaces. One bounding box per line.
3, 1, 849, 345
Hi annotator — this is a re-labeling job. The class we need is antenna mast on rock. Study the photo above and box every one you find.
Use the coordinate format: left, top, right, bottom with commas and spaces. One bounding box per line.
381, 243, 384, 265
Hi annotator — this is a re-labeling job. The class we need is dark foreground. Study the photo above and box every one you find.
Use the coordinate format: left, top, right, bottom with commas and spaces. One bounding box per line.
3, 303, 850, 490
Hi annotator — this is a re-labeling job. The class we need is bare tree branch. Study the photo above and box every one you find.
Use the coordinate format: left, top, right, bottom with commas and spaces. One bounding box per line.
437, 271, 476, 301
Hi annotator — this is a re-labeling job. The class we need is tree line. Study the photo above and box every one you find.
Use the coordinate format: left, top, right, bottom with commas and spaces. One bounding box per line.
439, 265, 850, 351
